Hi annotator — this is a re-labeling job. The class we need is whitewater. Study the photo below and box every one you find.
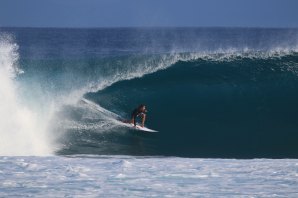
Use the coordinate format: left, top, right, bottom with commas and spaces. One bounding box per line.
1, 27, 298, 197
1, 156, 298, 197
0, 34, 54, 155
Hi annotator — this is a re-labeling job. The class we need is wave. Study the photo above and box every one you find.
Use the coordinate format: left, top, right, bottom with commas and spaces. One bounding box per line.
56, 50, 298, 157
77, 48, 298, 98
2, 27, 298, 157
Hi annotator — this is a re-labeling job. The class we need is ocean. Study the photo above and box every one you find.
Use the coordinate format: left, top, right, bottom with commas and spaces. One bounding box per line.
0, 27, 298, 197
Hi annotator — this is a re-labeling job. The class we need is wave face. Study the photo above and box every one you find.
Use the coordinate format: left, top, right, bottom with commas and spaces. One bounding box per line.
85, 54, 298, 158
1, 27, 298, 157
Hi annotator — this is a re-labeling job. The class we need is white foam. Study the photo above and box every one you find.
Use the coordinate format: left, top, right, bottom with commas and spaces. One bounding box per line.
1, 156, 298, 197
0, 34, 53, 156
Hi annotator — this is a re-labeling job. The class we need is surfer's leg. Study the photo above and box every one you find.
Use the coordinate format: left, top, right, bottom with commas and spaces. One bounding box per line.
141, 113, 146, 127
130, 115, 137, 126
130, 118, 134, 124
131, 112, 137, 126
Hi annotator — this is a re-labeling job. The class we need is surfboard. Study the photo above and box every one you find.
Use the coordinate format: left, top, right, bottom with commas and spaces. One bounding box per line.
119, 122, 158, 132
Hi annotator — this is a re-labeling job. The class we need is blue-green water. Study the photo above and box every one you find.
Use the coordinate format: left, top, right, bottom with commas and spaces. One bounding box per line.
1, 27, 298, 158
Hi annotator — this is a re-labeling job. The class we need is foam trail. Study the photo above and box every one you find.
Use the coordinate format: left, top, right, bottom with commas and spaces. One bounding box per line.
0, 35, 53, 156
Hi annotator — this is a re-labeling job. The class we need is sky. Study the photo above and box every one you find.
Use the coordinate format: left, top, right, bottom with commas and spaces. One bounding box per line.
0, 0, 297, 28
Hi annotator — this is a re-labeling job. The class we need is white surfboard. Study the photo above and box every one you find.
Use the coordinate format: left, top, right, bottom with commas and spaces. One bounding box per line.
119, 122, 158, 132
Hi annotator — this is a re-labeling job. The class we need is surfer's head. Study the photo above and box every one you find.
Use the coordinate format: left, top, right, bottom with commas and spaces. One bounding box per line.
139, 104, 146, 111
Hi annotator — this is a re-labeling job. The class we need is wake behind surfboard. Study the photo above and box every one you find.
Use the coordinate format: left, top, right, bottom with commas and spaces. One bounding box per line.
81, 98, 158, 132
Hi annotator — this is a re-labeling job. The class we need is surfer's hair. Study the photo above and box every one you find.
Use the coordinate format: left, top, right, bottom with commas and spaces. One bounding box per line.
139, 104, 146, 108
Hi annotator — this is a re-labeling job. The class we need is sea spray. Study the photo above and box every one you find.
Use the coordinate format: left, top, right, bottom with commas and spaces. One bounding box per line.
0, 35, 53, 155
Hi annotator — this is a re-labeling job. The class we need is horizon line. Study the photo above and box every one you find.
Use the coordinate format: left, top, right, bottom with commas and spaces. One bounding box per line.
1, 25, 298, 30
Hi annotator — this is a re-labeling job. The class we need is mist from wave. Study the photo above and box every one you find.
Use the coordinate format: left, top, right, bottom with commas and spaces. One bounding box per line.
0, 35, 55, 155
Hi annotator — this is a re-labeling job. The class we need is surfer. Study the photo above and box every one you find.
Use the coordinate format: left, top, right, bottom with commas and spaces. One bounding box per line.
130, 104, 147, 127
120, 104, 157, 132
